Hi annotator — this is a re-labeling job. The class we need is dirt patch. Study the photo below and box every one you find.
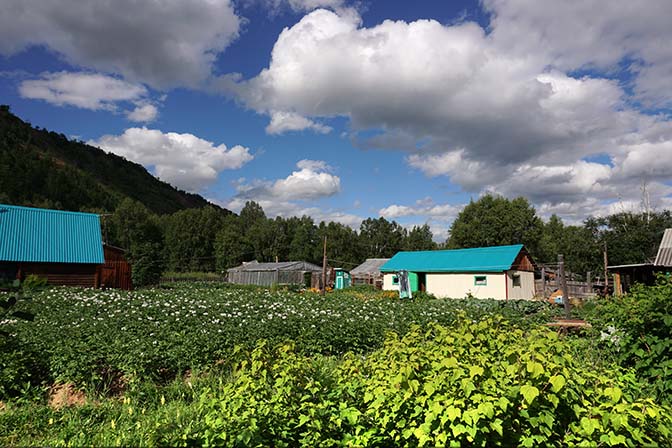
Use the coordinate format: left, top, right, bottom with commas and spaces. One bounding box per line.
48, 383, 88, 409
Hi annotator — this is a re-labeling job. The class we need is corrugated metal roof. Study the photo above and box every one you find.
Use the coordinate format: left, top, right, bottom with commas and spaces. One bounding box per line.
380, 244, 524, 273
351, 258, 390, 275
0, 204, 104, 264
228, 260, 322, 272
654, 228, 672, 267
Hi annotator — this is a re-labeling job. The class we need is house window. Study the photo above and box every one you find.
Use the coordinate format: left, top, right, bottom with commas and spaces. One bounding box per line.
512, 274, 521, 287
392, 275, 399, 285
474, 275, 487, 286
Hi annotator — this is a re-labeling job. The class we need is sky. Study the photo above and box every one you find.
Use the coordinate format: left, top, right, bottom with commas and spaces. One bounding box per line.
1, 0, 671, 241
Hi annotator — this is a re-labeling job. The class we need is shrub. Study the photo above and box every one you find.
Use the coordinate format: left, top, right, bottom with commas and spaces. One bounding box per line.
194, 318, 672, 447
582, 276, 672, 404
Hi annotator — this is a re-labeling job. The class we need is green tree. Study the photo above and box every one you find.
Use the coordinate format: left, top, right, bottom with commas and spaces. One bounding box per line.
162, 206, 226, 271
316, 221, 363, 267
586, 211, 672, 267
287, 216, 319, 263
404, 224, 437, 251
107, 199, 165, 286
215, 215, 252, 270
448, 195, 543, 255
359, 217, 405, 258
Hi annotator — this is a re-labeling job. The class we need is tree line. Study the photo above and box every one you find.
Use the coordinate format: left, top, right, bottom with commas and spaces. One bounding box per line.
103, 194, 672, 286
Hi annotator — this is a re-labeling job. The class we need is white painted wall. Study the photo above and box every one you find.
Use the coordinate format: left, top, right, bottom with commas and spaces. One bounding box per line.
506, 270, 535, 300
426, 272, 507, 299
382, 273, 400, 291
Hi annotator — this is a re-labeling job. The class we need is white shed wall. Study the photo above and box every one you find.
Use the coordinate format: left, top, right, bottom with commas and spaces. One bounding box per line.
426, 273, 506, 299
506, 270, 535, 300
382, 273, 400, 291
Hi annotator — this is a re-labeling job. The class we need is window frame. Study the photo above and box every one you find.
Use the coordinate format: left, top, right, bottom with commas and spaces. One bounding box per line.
512, 274, 521, 287
474, 275, 487, 286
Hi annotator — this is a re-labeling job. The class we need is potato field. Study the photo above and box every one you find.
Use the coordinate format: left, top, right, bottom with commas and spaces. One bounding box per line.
1, 282, 671, 446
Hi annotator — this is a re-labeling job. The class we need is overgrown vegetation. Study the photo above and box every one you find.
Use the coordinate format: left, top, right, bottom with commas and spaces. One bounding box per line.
0, 282, 671, 446
580, 275, 672, 405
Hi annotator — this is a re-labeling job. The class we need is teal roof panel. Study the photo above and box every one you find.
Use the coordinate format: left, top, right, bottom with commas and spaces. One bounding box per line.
0, 204, 104, 264
380, 244, 524, 273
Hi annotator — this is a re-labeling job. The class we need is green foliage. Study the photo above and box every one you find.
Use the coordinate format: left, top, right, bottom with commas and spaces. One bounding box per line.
21, 274, 47, 292
448, 195, 543, 256
586, 211, 672, 267
359, 217, 405, 258
162, 206, 228, 272
107, 199, 166, 286
582, 276, 672, 404
1, 284, 558, 396
1, 285, 671, 446
404, 224, 437, 251
337, 320, 671, 447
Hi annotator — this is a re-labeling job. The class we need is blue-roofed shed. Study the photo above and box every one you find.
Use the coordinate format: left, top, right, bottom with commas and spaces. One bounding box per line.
0, 204, 109, 288
380, 244, 536, 300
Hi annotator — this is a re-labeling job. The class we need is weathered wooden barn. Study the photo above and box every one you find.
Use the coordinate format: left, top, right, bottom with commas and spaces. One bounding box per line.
381, 244, 536, 300
227, 260, 322, 287
0, 204, 131, 289
350, 258, 389, 288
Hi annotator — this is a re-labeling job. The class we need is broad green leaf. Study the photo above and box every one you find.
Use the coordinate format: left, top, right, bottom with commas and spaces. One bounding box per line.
549, 375, 566, 393
469, 365, 484, 378
526, 361, 544, 378
442, 357, 458, 368
520, 384, 539, 405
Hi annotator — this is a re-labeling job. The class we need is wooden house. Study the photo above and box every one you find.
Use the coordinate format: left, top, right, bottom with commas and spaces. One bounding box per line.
0, 204, 132, 289
380, 244, 535, 300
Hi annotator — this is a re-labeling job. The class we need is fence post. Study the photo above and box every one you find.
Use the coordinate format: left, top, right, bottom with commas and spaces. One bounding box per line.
558, 254, 570, 318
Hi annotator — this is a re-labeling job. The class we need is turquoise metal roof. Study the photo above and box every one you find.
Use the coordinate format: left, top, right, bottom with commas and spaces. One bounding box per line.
380, 244, 524, 273
0, 204, 104, 264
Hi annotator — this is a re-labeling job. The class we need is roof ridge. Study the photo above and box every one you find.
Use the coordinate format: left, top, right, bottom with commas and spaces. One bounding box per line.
0, 203, 101, 217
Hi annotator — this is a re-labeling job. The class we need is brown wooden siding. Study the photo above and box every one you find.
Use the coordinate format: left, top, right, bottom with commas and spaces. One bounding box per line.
98, 245, 133, 290
20, 262, 99, 287
512, 251, 535, 272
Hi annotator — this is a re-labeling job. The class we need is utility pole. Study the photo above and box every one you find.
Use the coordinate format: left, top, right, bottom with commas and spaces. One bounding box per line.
558, 254, 570, 318
321, 236, 327, 296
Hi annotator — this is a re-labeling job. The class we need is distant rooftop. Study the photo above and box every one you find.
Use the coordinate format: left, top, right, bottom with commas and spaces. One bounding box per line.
351, 258, 390, 275
228, 260, 322, 272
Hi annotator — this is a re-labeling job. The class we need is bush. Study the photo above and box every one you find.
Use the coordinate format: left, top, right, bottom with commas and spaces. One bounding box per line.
193, 318, 672, 447
582, 276, 672, 404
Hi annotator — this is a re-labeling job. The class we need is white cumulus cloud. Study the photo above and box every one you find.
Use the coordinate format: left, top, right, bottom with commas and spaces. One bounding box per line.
233, 159, 341, 201
126, 104, 158, 123
89, 128, 253, 192
19, 72, 147, 111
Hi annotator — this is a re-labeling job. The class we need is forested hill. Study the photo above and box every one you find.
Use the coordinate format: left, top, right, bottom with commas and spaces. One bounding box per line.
0, 105, 222, 214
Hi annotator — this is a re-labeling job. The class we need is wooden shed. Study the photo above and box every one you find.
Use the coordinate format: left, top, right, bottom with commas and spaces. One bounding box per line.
0, 204, 131, 289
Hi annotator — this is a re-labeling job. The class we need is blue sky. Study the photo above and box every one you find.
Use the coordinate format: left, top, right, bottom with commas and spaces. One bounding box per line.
1, 0, 671, 241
